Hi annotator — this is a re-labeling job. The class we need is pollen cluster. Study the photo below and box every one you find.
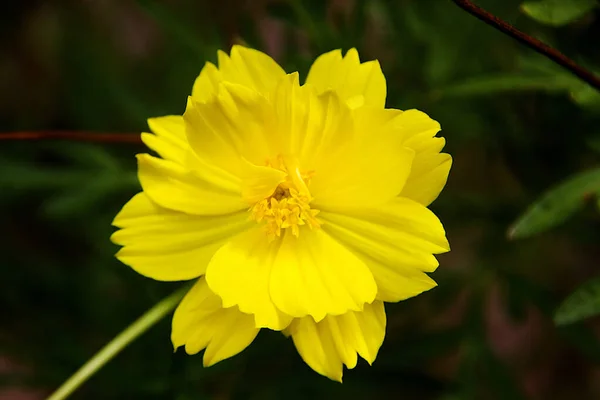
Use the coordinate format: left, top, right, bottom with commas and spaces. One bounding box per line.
250, 157, 321, 240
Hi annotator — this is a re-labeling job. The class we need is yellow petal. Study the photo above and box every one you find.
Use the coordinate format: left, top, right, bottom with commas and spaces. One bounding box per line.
191, 62, 223, 102
184, 83, 274, 176
289, 301, 386, 382
390, 109, 442, 146
306, 48, 386, 108
137, 153, 246, 215
319, 197, 449, 302
366, 258, 438, 302
269, 230, 377, 322
111, 193, 252, 281
386, 109, 452, 206
205, 228, 293, 331
269, 77, 413, 209
172, 278, 259, 367
191, 45, 285, 102
402, 153, 452, 206
239, 157, 287, 204
271, 74, 354, 172
310, 106, 416, 208
289, 316, 343, 382
141, 116, 188, 164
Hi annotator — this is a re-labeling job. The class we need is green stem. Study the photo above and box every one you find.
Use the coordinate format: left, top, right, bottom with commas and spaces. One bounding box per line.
48, 287, 188, 400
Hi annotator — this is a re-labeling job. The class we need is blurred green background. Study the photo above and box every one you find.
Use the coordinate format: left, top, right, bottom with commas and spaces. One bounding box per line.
2, 0, 600, 399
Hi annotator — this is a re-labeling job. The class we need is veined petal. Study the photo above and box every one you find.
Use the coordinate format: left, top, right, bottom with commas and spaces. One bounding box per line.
172, 278, 260, 367
390, 109, 442, 147
289, 301, 386, 382
239, 158, 287, 204
366, 258, 438, 302
272, 73, 353, 172
205, 228, 293, 331
306, 48, 386, 108
311, 145, 414, 209
191, 62, 223, 103
311, 106, 416, 208
137, 153, 245, 215
270, 79, 414, 209
288, 316, 342, 382
269, 230, 377, 322
184, 83, 274, 176
387, 109, 452, 206
402, 153, 452, 206
192, 45, 286, 102
141, 116, 188, 164
111, 193, 252, 281
320, 197, 449, 302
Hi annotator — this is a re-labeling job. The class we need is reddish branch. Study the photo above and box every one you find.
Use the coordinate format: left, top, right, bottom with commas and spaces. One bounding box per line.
4, 1, 599, 147
451, 0, 600, 91
0, 131, 142, 144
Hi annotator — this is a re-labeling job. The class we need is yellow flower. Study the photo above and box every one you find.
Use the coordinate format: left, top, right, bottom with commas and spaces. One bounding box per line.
111, 46, 451, 381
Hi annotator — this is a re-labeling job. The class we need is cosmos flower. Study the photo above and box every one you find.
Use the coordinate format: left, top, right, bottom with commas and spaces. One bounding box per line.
111, 46, 451, 381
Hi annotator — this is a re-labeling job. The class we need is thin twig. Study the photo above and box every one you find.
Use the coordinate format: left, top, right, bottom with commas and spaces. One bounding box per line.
451, 0, 600, 91
0, 131, 142, 144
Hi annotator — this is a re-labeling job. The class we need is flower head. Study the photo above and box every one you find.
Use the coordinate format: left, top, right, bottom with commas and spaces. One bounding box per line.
111, 46, 451, 381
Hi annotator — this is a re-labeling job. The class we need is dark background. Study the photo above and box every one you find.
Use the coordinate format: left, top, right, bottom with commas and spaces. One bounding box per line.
1, 0, 600, 399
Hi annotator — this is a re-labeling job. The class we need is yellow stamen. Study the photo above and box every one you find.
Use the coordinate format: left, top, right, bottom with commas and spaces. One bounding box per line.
250, 157, 321, 241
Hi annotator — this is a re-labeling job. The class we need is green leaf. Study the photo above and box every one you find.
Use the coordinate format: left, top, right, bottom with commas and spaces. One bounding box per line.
439, 74, 574, 97
54, 143, 120, 170
0, 159, 88, 191
569, 83, 600, 111
508, 167, 600, 239
585, 134, 600, 153
555, 276, 600, 325
41, 173, 138, 219
521, 0, 598, 27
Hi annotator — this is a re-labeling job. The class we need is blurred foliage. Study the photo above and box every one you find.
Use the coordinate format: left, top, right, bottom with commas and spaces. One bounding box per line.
508, 167, 600, 239
555, 275, 600, 325
1, 0, 600, 399
521, 0, 599, 27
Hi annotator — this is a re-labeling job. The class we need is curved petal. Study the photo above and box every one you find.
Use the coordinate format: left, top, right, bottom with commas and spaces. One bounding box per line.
184, 83, 275, 176
319, 197, 449, 302
141, 116, 188, 164
390, 109, 442, 147
401, 153, 452, 206
137, 153, 246, 215
111, 193, 252, 281
272, 73, 353, 172
289, 301, 386, 382
387, 109, 452, 206
269, 76, 414, 209
205, 228, 294, 331
269, 230, 377, 322
191, 61, 223, 103
192, 45, 286, 102
366, 258, 438, 302
206, 227, 377, 328
306, 48, 386, 109
172, 278, 260, 367
289, 316, 342, 381
239, 158, 287, 204
310, 106, 416, 209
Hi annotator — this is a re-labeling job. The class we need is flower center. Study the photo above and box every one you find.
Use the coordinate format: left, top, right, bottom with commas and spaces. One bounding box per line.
249, 157, 321, 241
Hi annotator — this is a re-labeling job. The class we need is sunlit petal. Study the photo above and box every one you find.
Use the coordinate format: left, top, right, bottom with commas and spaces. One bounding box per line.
172, 278, 259, 366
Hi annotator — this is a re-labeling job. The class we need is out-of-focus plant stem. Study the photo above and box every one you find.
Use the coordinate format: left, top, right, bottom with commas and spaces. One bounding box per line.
47, 286, 189, 400
0, 131, 142, 144
451, 0, 600, 91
